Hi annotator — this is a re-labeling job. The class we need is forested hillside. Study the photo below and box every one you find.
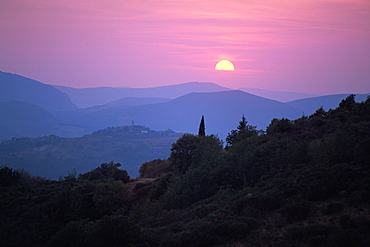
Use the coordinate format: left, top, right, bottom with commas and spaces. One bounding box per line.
0, 125, 181, 179
1, 95, 369, 246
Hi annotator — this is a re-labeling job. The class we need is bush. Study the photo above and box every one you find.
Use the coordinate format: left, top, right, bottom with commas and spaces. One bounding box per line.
139, 159, 171, 178
339, 214, 354, 229
325, 201, 344, 215
0, 166, 20, 186
279, 201, 311, 222
330, 229, 366, 247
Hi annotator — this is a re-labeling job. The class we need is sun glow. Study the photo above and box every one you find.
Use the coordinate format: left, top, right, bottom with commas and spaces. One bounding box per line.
215, 60, 235, 71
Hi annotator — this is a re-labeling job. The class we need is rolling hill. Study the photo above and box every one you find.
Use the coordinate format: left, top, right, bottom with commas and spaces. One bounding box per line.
0, 125, 182, 179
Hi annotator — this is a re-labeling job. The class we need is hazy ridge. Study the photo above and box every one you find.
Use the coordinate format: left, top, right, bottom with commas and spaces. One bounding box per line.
240, 87, 321, 102
1, 71, 368, 140
54, 82, 231, 108
0, 71, 77, 111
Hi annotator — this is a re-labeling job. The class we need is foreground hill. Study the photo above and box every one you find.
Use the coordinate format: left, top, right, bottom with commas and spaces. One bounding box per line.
0, 71, 77, 111
55, 82, 231, 108
1, 95, 369, 246
0, 125, 181, 179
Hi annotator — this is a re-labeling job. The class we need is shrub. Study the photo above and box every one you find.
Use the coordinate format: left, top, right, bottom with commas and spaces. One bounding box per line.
279, 201, 311, 222
325, 201, 344, 215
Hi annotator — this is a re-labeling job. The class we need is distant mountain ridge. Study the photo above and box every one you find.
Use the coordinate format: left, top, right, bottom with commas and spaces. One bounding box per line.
1, 71, 368, 141
0, 101, 59, 139
60, 90, 303, 139
103, 97, 171, 108
54, 82, 232, 108
0, 101, 88, 140
0, 71, 77, 110
287, 93, 370, 115
240, 87, 320, 102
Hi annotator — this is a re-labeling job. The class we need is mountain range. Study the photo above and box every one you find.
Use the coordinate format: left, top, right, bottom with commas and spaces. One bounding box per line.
287, 94, 370, 114
1, 70, 368, 140
240, 88, 320, 102
54, 82, 231, 108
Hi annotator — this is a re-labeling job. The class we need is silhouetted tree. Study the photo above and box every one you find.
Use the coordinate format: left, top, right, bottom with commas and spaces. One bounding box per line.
226, 115, 258, 146
198, 115, 205, 136
170, 134, 199, 174
79, 162, 129, 183
339, 94, 356, 111
0, 166, 20, 186
266, 118, 293, 135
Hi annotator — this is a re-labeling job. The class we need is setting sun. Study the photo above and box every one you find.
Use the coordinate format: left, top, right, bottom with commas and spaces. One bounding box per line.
215, 60, 235, 71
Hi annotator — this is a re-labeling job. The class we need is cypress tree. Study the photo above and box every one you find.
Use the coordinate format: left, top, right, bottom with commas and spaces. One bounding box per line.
198, 115, 205, 136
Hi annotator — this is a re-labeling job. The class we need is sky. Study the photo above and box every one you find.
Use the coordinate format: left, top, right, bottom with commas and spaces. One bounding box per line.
0, 0, 369, 94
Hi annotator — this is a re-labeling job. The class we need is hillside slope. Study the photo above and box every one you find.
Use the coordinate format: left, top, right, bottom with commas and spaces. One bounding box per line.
0, 125, 181, 179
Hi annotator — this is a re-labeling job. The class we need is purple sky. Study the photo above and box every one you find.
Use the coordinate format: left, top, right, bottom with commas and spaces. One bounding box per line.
1, 0, 369, 94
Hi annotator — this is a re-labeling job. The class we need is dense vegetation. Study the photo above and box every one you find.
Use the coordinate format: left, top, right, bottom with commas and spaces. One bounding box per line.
1, 95, 369, 246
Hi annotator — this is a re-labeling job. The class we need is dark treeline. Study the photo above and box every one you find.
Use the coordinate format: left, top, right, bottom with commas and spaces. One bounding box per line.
1, 95, 369, 246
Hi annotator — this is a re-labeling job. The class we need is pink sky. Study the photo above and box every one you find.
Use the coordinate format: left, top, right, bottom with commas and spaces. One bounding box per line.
0, 0, 369, 94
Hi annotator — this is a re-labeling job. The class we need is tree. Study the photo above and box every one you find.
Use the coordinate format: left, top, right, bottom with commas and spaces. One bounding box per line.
226, 115, 258, 146
79, 162, 129, 183
339, 94, 356, 111
0, 166, 20, 186
238, 114, 248, 131
198, 115, 205, 136
266, 118, 293, 135
170, 134, 200, 174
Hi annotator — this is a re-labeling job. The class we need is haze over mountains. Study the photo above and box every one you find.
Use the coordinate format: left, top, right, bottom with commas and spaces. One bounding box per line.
54, 82, 231, 108
240, 88, 321, 102
0, 72, 76, 111
287, 94, 370, 115
0, 101, 60, 139
1, 70, 369, 141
